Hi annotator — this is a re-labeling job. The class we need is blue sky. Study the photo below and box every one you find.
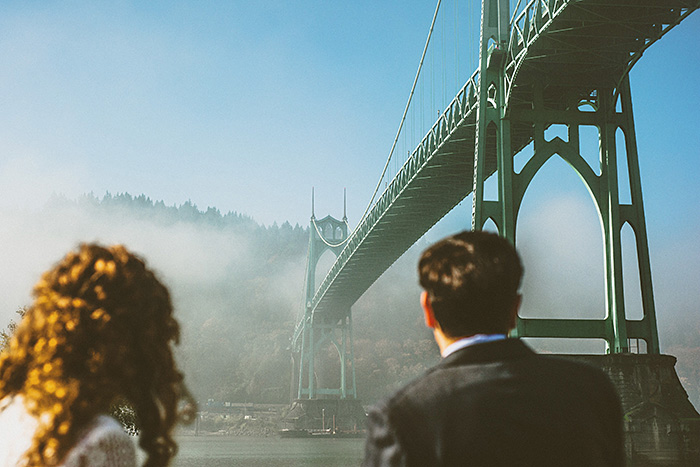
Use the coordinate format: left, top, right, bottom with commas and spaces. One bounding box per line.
0, 1, 437, 225
0, 1, 696, 229
0, 1, 697, 345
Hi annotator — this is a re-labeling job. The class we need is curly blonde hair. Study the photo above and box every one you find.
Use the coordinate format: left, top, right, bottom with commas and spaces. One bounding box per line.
0, 243, 194, 466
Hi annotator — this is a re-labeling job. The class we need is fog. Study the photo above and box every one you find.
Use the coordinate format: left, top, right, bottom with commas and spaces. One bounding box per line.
0, 184, 697, 406
0, 194, 307, 402
0, 202, 297, 323
517, 193, 700, 354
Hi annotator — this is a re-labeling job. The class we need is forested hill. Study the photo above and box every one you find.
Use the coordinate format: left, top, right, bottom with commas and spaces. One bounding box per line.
52, 191, 282, 232
29, 193, 439, 405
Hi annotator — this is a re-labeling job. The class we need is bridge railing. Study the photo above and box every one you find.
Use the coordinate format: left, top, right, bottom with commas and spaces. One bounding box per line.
504, 0, 567, 107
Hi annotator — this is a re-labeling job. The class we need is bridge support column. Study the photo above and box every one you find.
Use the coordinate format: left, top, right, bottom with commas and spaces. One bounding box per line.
471, 1, 659, 354
472, 0, 513, 240
503, 80, 660, 354
296, 313, 356, 400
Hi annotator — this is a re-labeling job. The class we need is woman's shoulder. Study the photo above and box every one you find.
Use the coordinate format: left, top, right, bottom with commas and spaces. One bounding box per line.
82, 414, 131, 438
62, 415, 137, 467
0, 395, 38, 467
0, 396, 137, 467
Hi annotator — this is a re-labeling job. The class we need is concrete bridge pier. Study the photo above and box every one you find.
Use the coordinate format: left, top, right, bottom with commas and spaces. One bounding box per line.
281, 398, 367, 434
570, 354, 700, 466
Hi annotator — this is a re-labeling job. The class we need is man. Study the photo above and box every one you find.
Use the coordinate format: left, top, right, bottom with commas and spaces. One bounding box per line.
363, 231, 624, 466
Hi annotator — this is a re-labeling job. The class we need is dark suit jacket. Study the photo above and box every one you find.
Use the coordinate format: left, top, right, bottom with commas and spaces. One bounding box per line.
363, 339, 624, 466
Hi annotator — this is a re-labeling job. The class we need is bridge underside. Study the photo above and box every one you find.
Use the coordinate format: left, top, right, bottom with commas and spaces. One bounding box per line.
309, 0, 697, 325
314, 117, 479, 322
508, 0, 697, 128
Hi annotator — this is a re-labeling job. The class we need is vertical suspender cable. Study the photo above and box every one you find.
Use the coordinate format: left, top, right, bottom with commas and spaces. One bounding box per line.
421, 63, 424, 132
431, 30, 435, 118
472, 0, 477, 71
455, 0, 459, 95
355, 0, 442, 227
510, 0, 521, 24
497, 0, 502, 43
442, 3, 446, 109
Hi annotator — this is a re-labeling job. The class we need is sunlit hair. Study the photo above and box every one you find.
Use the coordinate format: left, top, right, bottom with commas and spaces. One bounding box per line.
0, 243, 194, 466
419, 230, 523, 337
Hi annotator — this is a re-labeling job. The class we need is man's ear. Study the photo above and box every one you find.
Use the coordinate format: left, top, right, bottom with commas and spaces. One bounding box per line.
507, 294, 522, 331
421, 291, 437, 329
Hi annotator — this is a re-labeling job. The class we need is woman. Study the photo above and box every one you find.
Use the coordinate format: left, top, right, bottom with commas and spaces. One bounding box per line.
0, 243, 194, 466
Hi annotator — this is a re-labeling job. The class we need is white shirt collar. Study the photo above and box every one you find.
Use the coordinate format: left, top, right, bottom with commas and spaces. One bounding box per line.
441, 334, 507, 358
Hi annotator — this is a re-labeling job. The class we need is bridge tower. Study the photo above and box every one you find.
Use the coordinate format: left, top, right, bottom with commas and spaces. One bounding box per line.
469, 2, 699, 461
471, 0, 659, 354
293, 189, 356, 401
284, 190, 366, 433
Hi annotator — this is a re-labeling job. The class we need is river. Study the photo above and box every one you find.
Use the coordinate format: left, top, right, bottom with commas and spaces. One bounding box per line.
170, 435, 365, 467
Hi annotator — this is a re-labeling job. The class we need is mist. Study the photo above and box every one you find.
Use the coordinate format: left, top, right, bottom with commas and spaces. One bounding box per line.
0, 193, 307, 402
0, 184, 697, 407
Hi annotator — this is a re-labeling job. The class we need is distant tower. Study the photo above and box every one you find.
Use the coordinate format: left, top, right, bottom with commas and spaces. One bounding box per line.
292, 189, 355, 400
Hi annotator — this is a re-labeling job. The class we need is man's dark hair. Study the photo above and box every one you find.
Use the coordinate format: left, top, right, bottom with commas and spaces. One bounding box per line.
418, 230, 523, 337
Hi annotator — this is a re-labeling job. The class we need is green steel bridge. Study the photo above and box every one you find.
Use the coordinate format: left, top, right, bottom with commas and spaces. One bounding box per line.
291, 0, 700, 401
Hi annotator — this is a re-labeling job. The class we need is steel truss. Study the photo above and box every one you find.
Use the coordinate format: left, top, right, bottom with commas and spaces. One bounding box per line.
472, 0, 660, 353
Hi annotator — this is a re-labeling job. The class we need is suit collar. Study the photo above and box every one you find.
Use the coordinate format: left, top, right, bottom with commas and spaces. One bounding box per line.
438, 338, 535, 368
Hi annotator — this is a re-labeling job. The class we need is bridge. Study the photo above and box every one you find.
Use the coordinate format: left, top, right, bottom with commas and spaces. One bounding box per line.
291, 0, 700, 404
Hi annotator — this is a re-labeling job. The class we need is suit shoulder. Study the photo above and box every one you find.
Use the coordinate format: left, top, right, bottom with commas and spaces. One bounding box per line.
377, 364, 459, 415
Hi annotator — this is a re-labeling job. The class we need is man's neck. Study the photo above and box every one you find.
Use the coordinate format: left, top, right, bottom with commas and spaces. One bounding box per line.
434, 328, 508, 357
440, 334, 507, 357
433, 328, 458, 354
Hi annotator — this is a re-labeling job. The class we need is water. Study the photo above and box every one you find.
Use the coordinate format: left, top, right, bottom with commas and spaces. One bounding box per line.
171, 436, 365, 467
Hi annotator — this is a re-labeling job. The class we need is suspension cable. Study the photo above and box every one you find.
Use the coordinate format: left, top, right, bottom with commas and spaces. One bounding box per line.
355, 0, 443, 230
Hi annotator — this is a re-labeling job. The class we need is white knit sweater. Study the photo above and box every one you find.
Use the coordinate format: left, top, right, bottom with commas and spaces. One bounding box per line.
0, 396, 136, 467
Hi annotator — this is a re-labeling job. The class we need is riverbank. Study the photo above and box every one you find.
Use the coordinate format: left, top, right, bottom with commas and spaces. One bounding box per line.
183, 408, 284, 437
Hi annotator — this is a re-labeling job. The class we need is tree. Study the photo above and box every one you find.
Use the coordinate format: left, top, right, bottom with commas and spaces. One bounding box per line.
0, 307, 26, 350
